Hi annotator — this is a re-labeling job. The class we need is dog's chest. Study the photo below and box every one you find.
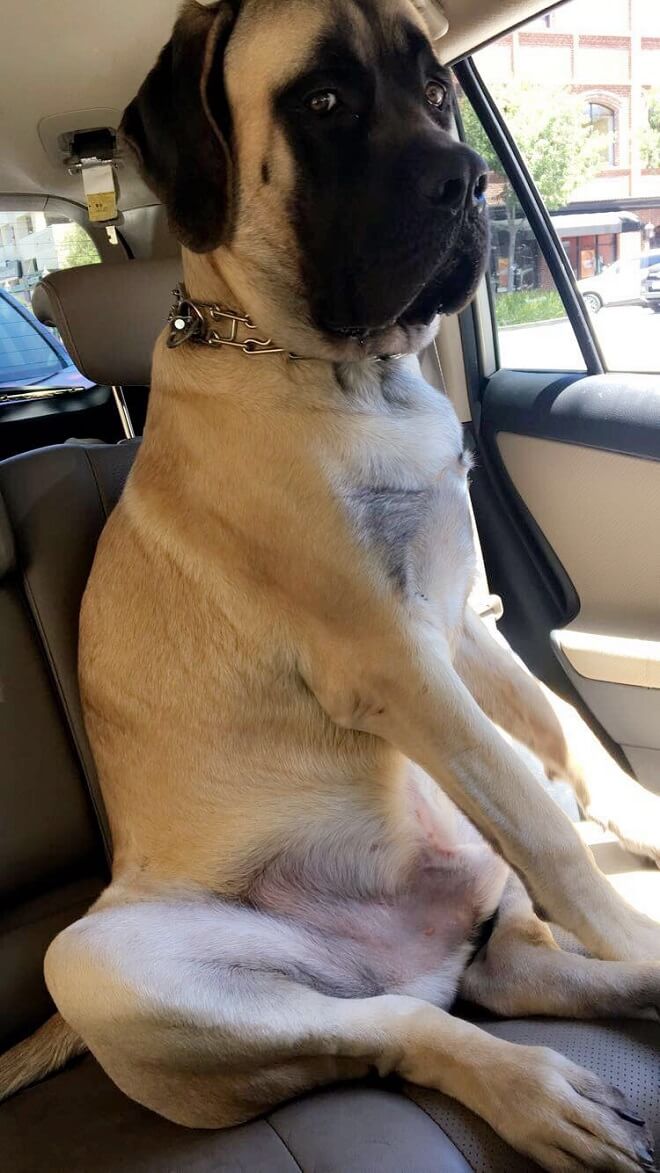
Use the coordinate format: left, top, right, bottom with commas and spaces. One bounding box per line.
349, 484, 440, 592
332, 360, 474, 601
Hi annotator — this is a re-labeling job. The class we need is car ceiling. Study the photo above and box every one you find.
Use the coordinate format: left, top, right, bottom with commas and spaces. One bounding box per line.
0, 0, 554, 213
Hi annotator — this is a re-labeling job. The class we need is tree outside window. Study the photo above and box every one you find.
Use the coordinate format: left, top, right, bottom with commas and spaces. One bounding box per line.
641, 90, 660, 171
460, 82, 605, 293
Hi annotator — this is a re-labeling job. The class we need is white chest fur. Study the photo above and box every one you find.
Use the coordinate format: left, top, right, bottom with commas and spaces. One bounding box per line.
327, 356, 476, 620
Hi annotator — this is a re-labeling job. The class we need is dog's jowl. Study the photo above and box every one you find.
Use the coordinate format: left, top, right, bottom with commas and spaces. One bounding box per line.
2, 3, 659, 1169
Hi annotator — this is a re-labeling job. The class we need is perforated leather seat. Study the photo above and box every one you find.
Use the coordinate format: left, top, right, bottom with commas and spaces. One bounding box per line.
0, 263, 657, 1171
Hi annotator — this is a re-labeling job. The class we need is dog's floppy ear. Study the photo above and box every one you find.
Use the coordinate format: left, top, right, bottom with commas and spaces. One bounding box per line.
121, 0, 239, 252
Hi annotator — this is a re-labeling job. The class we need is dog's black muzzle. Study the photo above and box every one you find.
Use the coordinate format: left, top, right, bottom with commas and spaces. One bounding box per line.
416, 139, 489, 215
309, 136, 490, 340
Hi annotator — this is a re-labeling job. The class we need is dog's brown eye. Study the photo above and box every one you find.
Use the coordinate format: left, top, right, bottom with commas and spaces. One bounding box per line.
307, 90, 339, 115
425, 81, 447, 109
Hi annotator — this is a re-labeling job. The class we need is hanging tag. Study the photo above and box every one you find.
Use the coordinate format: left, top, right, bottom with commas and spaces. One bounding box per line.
82, 162, 118, 223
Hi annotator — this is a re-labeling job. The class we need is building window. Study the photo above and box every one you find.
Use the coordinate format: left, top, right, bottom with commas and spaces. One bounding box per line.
15, 214, 35, 241
561, 233, 618, 281
585, 101, 617, 167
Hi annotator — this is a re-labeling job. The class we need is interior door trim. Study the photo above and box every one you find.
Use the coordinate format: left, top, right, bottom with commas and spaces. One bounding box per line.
553, 630, 660, 690
484, 369, 660, 462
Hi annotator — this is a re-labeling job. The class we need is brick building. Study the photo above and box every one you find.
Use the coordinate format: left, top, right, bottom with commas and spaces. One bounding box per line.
477, 0, 660, 283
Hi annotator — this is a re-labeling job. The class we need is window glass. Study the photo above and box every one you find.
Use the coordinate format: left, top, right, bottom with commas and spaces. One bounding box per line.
584, 103, 617, 167
458, 86, 586, 371
0, 292, 66, 386
0, 210, 99, 391
465, 0, 660, 374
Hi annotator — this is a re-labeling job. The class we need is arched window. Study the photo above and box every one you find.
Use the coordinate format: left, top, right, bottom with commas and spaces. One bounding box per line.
584, 101, 617, 166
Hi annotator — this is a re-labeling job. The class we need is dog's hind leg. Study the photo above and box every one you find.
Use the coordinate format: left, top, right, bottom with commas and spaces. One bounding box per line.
456, 606, 660, 867
460, 873, 660, 1021
43, 897, 654, 1171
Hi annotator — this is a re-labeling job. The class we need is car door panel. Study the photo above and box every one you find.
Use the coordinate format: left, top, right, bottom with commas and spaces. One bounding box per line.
483, 370, 660, 460
478, 376, 660, 795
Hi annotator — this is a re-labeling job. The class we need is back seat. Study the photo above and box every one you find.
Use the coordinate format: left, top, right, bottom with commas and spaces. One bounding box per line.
0, 262, 658, 1171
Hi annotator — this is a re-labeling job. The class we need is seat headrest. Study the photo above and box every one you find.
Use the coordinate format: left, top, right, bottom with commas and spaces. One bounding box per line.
32, 258, 182, 388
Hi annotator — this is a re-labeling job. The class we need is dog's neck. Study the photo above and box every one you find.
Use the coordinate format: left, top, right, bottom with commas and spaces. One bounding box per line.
182, 251, 244, 315
178, 251, 414, 375
147, 253, 430, 508
179, 250, 317, 363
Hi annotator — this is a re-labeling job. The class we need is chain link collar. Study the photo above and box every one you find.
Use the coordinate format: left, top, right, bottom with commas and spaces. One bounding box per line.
166, 285, 406, 362
167, 286, 292, 357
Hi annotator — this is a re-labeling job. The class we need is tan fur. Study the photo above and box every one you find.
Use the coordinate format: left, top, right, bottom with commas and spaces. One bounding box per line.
461, 873, 660, 1022
0, 1015, 85, 1100
2, 4, 659, 1167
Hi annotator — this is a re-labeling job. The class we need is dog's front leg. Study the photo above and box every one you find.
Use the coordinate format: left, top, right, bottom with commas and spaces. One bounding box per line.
461, 873, 660, 1021
301, 619, 660, 964
455, 607, 660, 866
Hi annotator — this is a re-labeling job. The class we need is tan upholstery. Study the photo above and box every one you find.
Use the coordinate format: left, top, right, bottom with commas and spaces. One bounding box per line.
497, 432, 660, 796
497, 435, 660, 643
32, 259, 182, 388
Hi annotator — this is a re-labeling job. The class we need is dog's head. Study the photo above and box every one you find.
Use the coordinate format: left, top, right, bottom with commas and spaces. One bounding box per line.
122, 0, 489, 359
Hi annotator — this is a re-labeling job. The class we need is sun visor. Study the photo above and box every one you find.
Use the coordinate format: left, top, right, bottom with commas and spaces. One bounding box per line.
414, 1, 450, 42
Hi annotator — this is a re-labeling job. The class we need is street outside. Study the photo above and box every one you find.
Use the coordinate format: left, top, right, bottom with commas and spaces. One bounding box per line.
499, 304, 660, 375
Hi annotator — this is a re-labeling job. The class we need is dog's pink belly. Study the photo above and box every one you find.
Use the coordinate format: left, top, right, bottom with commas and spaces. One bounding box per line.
250, 804, 508, 1007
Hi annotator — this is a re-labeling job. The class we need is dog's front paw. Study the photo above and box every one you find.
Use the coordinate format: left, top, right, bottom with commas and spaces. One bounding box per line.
605, 790, 660, 868
606, 912, 660, 965
490, 1045, 656, 1172
586, 785, 660, 868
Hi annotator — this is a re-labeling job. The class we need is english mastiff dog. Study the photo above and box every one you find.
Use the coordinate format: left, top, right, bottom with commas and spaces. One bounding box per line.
2, 2, 660, 1168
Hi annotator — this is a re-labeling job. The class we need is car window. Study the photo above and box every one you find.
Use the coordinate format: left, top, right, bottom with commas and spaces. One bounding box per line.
0, 293, 67, 386
461, 0, 660, 375
0, 210, 99, 391
457, 87, 586, 371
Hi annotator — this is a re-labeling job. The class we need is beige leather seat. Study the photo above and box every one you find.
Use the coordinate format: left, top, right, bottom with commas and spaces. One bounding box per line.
32, 258, 183, 392
1, 261, 657, 1171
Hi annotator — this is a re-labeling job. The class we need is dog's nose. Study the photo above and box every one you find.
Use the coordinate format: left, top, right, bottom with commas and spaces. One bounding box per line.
423, 144, 489, 213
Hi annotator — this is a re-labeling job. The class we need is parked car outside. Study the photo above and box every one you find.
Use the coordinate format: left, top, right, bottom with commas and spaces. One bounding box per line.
0, 287, 93, 391
642, 263, 660, 313
577, 249, 660, 313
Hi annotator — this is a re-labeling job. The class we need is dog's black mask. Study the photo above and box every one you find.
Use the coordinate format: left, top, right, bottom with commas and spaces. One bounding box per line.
275, 23, 490, 338
122, 2, 490, 342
